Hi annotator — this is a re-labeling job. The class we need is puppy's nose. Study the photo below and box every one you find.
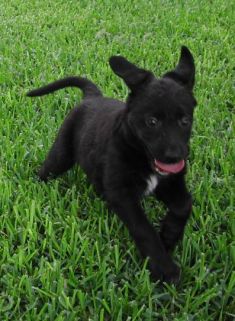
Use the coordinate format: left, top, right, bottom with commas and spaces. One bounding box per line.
164, 147, 182, 163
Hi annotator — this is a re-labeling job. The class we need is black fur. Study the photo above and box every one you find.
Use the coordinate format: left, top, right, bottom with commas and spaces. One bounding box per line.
27, 46, 197, 284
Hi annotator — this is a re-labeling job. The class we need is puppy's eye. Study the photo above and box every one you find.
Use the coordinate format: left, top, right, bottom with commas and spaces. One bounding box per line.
146, 117, 160, 128
179, 116, 191, 127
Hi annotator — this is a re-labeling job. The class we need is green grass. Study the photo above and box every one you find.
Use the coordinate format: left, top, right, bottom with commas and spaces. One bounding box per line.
0, 0, 234, 320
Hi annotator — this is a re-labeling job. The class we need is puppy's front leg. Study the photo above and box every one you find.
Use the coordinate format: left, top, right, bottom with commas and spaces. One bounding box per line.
156, 175, 192, 253
106, 192, 180, 283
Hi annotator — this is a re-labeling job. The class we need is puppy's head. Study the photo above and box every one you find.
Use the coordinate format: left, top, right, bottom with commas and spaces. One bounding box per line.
109, 46, 197, 176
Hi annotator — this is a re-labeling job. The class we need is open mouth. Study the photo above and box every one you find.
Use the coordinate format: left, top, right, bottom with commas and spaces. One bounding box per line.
154, 159, 185, 175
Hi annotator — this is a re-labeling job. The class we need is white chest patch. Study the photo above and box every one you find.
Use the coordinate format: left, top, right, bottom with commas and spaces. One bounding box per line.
144, 174, 158, 196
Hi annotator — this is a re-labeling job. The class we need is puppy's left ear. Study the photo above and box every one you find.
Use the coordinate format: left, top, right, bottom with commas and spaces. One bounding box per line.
164, 46, 195, 90
109, 56, 153, 92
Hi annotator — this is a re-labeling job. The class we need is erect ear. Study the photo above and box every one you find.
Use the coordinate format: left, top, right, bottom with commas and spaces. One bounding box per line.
163, 46, 195, 90
109, 56, 153, 92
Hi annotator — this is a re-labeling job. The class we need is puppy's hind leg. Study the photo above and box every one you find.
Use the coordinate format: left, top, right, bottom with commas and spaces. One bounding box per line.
39, 108, 80, 182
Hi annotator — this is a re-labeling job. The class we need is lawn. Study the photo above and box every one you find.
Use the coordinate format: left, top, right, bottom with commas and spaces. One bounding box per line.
0, 0, 234, 320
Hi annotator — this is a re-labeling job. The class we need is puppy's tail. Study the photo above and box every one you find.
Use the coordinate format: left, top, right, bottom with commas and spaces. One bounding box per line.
26, 76, 102, 98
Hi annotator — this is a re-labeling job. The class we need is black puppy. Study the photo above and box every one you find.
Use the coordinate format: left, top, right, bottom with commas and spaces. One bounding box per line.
27, 46, 196, 283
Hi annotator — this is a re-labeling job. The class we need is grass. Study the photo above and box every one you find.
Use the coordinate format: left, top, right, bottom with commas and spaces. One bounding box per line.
0, 0, 234, 320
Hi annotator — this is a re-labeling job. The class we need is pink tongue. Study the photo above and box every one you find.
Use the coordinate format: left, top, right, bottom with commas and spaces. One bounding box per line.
154, 159, 185, 173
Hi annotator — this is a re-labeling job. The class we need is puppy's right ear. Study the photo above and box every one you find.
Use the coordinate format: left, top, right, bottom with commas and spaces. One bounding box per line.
109, 56, 153, 92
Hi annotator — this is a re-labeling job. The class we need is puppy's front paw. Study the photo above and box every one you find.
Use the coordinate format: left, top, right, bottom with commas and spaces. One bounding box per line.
149, 259, 180, 285
163, 263, 180, 285
38, 166, 48, 182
